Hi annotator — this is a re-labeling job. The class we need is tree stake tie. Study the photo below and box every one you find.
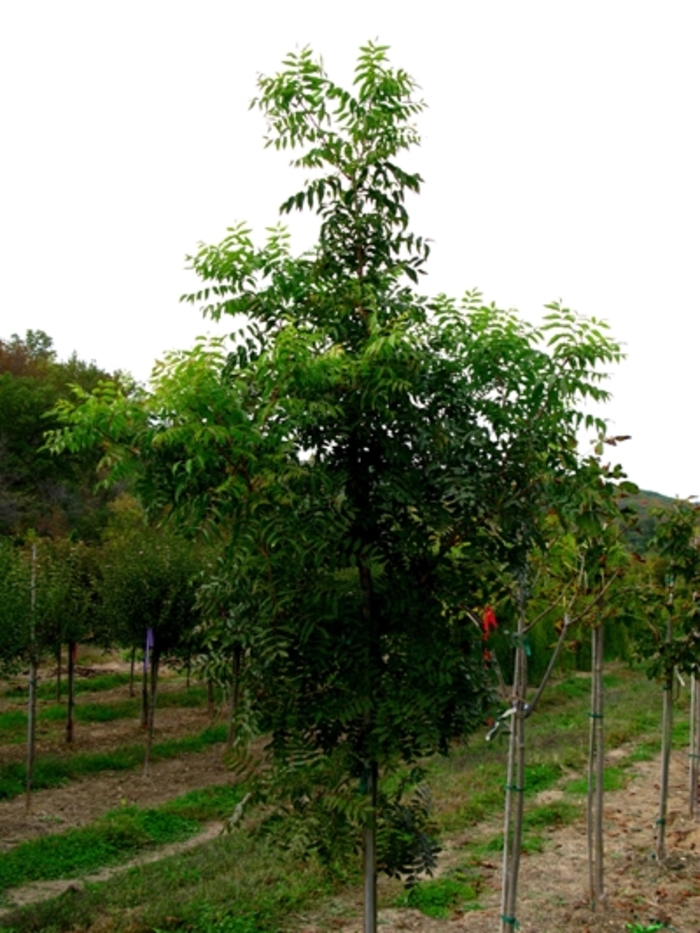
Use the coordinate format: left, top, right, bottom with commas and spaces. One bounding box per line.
504, 784, 525, 793
688, 752, 700, 759
500, 914, 519, 929
588, 712, 603, 719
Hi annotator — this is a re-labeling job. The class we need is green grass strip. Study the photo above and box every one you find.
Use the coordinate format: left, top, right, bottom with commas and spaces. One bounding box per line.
0, 784, 245, 896
0, 808, 198, 893
1, 687, 214, 739
2, 672, 133, 700
0, 725, 227, 801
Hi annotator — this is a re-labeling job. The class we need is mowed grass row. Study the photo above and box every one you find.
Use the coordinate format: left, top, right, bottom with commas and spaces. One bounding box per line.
0, 684, 221, 741
0, 784, 246, 896
0, 664, 686, 933
0, 725, 227, 800
1, 671, 133, 701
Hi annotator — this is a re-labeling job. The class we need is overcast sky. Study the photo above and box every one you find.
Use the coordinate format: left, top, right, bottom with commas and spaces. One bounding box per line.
1, 1, 697, 497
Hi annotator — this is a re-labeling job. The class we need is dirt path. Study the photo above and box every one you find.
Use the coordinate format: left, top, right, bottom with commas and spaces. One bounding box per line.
0, 741, 235, 849
3, 668, 700, 932
305, 749, 700, 933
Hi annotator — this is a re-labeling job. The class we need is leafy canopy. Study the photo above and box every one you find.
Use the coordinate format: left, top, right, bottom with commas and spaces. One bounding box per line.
48, 43, 625, 871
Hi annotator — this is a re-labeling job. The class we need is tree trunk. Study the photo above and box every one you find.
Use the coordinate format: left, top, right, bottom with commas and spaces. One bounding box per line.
657, 668, 674, 860
66, 640, 76, 744
587, 621, 605, 910
56, 642, 62, 702
26, 543, 38, 816
592, 622, 605, 909
144, 647, 160, 778
129, 645, 136, 698
25, 654, 37, 815
691, 675, 700, 821
363, 760, 378, 933
657, 593, 674, 860
207, 679, 215, 721
141, 659, 149, 728
501, 584, 527, 933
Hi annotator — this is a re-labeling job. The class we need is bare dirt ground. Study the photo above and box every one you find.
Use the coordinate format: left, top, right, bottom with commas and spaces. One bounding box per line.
2, 666, 700, 932
326, 750, 700, 933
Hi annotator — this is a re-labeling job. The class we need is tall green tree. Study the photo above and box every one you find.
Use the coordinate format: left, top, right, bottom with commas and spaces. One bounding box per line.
49, 44, 625, 931
0, 330, 122, 539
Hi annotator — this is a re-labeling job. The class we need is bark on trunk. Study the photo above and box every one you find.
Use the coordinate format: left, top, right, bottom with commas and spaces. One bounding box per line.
691, 675, 700, 821
66, 640, 76, 744
129, 645, 136, 698
144, 648, 160, 778
363, 760, 378, 933
56, 643, 62, 702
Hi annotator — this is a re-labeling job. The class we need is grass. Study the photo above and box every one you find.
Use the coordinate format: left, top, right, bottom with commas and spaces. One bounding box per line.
0, 663, 680, 932
395, 870, 482, 918
565, 765, 629, 795
0, 784, 246, 897
2, 672, 133, 700
0, 685, 218, 740
0, 725, 227, 801
0, 808, 200, 893
0, 832, 333, 933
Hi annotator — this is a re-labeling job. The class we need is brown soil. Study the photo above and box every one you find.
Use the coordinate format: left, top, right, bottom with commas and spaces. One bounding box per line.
324, 750, 700, 933
2, 666, 700, 932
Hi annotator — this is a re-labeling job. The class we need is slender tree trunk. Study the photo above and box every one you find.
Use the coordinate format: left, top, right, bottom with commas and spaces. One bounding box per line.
657, 593, 674, 860
226, 647, 242, 751
141, 660, 149, 728
66, 640, 76, 744
593, 622, 605, 909
363, 760, 378, 933
501, 584, 527, 933
25, 543, 38, 815
691, 675, 700, 821
56, 643, 62, 702
129, 645, 136, 698
587, 621, 605, 911
500, 704, 516, 933
657, 669, 674, 860
144, 647, 160, 778
207, 679, 215, 721
26, 654, 37, 815
185, 655, 191, 689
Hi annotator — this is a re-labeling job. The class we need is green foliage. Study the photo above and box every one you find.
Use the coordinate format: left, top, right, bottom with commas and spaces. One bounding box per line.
47, 43, 626, 876
0, 330, 120, 538
634, 499, 700, 679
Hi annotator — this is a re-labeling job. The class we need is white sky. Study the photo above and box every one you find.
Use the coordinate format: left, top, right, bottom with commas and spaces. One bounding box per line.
1, 1, 697, 497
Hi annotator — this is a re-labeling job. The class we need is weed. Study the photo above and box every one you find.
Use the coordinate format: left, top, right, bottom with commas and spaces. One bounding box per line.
565, 765, 628, 795
395, 875, 480, 919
